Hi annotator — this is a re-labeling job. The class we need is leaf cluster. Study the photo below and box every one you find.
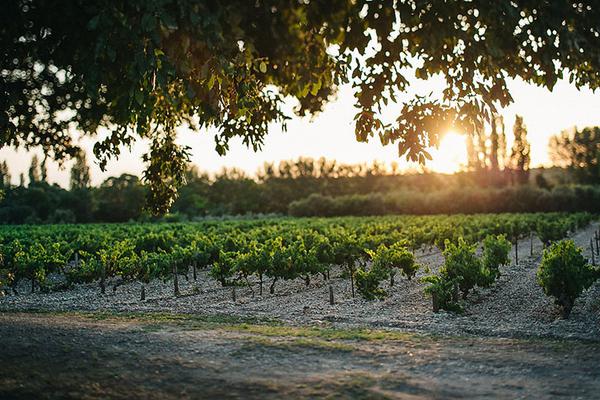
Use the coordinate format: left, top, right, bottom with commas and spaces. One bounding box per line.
537, 240, 598, 318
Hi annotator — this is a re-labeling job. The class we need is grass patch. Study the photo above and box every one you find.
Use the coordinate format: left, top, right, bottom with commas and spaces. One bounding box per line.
229, 323, 417, 342
245, 336, 355, 352
37, 310, 279, 327
16, 309, 422, 343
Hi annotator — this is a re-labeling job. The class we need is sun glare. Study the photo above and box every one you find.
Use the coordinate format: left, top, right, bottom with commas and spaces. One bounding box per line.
427, 131, 468, 174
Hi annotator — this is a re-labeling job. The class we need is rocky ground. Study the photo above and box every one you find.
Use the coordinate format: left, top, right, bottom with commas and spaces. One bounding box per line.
1, 223, 599, 341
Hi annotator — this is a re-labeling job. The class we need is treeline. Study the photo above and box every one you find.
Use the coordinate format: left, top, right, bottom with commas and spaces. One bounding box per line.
0, 174, 146, 224
0, 158, 593, 223
0, 121, 598, 223
288, 185, 600, 217
0, 151, 145, 223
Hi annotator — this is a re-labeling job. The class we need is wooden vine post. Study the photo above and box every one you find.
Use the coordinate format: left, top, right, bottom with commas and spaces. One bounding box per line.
591, 238, 596, 266
259, 274, 263, 296
529, 232, 533, 257
173, 263, 180, 297
100, 263, 106, 295
349, 263, 355, 298
329, 284, 334, 305
514, 236, 519, 266
431, 292, 440, 312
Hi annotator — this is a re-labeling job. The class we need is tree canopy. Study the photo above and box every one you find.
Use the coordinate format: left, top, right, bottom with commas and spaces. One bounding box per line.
2, 0, 600, 213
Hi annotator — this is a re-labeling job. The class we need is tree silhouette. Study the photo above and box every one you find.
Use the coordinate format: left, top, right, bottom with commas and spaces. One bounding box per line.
489, 116, 500, 172
509, 116, 531, 185
0, 161, 11, 188
466, 134, 479, 170
497, 116, 507, 170
70, 149, 91, 190
40, 155, 48, 183
28, 155, 40, 186
550, 126, 600, 184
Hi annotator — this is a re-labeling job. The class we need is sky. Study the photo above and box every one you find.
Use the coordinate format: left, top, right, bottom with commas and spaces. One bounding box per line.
2, 76, 600, 188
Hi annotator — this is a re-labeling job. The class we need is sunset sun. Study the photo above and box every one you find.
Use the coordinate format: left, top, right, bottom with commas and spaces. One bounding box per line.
427, 131, 468, 174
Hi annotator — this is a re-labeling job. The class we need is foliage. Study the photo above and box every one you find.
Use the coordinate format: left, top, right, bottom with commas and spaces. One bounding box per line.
355, 266, 387, 301
142, 134, 191, 215
509, 115, 531, 185
537, 240, 598, 318
28, 155, 41, 185
441, 238, 489, 298
0, 213, 592, 302
3, 152, 600, 222
355, 238, 419, 300
3, 1, 600, 212
0, 161, 10, 188
423, 234, 512, 312
70, 149, 91, 190
481, 234, 511, 280
367, 243, 419, 285
536, 220, 569, 247
422, 275, 462, 313
330, 230, 363, 295
234, 240, 270, 291
288, 185, 600, 217
13, 241, 70, 290
549, 126, 600, 184
94, 174, 146, 222
210, 250, 238, 286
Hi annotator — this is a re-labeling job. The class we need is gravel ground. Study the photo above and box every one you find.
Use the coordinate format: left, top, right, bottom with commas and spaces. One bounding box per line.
2, 312, 599, 400
1, 223, 599, 341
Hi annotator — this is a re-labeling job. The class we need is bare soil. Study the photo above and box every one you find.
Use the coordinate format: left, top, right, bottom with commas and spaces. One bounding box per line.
1, 312, 599, 400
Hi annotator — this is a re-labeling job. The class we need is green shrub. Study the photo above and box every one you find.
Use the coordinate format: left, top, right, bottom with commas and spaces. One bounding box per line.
536, 220, 569, 247
330, 232, 363, 297
210, 250, 238, 286
355, 266, 387, 300
482, 234, 511, 281
424, 237, 494, 312
422, 275, 462, 313
537, 240, 598, 318
442, 238, 487, 298
14, 242, 69, 291
367, 243, 419, 286
234, 240, 269, 293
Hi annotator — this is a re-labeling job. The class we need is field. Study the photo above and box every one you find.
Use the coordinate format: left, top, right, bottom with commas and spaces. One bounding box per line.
1, 213, 600, 398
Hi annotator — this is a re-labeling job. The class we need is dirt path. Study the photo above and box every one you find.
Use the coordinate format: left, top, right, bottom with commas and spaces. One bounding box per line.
1, 312, 599, 400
